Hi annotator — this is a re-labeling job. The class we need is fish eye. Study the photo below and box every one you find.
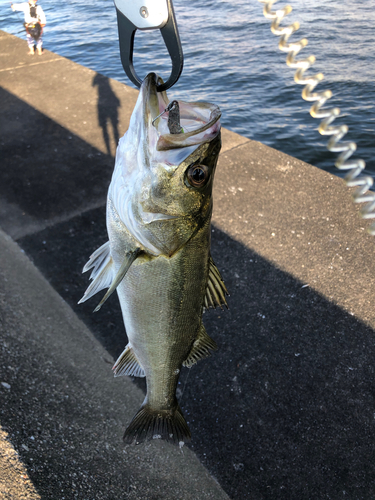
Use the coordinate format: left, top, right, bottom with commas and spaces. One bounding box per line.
186, 164, 210, 188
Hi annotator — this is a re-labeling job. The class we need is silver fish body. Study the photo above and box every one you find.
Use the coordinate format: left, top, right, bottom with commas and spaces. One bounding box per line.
80, 73, 228, 444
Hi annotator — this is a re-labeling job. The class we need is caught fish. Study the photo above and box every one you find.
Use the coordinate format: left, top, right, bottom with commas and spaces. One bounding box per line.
79, 72, 228, 445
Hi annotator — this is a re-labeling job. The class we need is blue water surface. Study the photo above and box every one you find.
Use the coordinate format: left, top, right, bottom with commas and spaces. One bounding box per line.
1, 0, 374, 178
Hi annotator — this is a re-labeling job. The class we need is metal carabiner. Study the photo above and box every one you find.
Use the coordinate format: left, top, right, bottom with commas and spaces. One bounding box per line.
113, 0, 183, 92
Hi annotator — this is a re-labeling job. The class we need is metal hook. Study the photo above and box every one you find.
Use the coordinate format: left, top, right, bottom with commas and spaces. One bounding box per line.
152, 100, 183, 133
152, 100, 176, 125
114, 0, 183, 92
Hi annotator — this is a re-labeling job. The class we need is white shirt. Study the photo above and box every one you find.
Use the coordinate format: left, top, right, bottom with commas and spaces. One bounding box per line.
12, 2, 46, 25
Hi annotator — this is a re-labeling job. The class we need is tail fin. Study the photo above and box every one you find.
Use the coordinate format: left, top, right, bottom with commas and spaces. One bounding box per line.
123, 404, 191, 446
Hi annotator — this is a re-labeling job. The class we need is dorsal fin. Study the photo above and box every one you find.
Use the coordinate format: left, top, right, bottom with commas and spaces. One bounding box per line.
183, 324, 217, 368
204, 257, 229, 310
113, 344, 145, 378
78, 241, 114, 304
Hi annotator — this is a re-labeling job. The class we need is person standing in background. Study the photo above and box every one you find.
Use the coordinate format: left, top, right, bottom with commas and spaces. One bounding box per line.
11, 0, 46, 55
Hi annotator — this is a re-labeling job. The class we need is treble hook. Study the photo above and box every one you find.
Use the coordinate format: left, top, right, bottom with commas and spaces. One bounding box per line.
113, 0, 184, 92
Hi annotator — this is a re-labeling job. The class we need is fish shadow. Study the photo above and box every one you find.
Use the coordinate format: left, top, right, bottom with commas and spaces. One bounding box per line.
18, 215, 375, 500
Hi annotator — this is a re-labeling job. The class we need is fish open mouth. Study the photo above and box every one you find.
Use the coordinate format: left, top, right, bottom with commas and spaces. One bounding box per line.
142, 73, 221, 152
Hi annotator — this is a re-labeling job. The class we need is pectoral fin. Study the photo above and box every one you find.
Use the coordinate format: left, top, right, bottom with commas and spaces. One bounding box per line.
113, 344, 145, 378
78, 241, 114, 304
94, 248, 141, 312
204, 257, 229, 310
183, 324, 217, 368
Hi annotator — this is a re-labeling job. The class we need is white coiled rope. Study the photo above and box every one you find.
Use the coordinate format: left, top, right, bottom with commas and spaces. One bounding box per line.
258, 0, 375, 235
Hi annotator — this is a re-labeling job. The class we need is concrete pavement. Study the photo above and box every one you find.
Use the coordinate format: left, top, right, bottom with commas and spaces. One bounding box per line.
0, 227, 229, 499
1, 30, 375, 499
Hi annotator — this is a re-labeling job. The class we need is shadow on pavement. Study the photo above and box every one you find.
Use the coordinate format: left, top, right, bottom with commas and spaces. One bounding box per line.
0, 87, 113, 223
92, 73, 121, 157
18, 218, 375, 500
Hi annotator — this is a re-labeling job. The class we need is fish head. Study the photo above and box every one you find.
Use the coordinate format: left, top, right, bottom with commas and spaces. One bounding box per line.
109, 73, 221, 256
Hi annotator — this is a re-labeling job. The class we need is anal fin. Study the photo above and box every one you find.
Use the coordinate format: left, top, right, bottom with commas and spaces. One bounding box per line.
183, 324, 217, 368
113, 344, 145, 378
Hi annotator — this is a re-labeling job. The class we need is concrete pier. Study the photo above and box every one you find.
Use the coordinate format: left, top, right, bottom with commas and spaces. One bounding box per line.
1, 30, 375, 499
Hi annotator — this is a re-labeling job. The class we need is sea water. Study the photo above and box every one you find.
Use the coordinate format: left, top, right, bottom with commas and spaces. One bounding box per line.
1, 0, 374, 178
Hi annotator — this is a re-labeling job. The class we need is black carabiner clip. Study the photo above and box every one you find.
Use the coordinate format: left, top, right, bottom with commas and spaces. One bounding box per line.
114, 0, 183, 92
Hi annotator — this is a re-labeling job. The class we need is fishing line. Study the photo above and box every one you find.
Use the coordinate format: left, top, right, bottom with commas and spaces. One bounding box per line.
9, 1, 25, 34
258, 0, 375, 235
